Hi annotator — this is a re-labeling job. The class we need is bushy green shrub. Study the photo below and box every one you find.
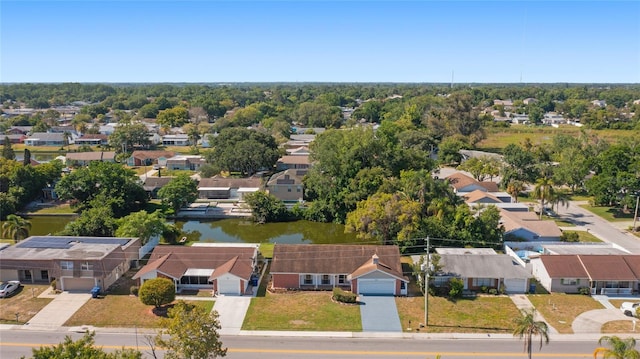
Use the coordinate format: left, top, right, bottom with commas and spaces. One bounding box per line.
561, 231, 580, 242
332, 287, 357, 304
578, 287, 591, 295
488, 288, 498, 295
130, 285, 139, 296
448, 278, 464, 299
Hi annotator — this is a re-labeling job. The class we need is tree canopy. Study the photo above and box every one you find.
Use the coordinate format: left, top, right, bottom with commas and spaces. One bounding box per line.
204, 127, 280, 176
157, 174, 198, 213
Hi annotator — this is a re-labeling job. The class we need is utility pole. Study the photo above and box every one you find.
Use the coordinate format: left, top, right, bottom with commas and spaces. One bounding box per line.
424, 236, 430, 327
633, 194, 639, 232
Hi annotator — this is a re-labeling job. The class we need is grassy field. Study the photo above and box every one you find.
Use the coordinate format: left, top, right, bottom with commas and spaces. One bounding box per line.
24, 203, 76, 214
528, 293, 604, 334
395, 295, 521, 333
0, 285, 52, 324
478, 126, 639, 153
242, 291, 361, 331
259, 243, 274, 259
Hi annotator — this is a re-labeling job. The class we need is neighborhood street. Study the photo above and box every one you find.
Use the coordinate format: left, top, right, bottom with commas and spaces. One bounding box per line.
0, 328, 603, 358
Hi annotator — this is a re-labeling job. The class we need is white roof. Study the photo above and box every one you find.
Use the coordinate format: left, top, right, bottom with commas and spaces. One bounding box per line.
183, 268, 214, 277
237, 187, 260, 192
198, 187, 230, 191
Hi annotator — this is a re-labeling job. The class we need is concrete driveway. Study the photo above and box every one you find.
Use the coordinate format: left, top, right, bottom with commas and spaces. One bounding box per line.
572, 308, 632, 333
359, 295, 402, 332
213, 296, 252, 335
26, 292, 91, 329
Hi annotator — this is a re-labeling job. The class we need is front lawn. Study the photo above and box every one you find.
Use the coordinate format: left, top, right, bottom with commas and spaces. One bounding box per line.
395, 295, 520, 333
561, 230, 602, 243
242, 291, 361, 331
64, 296, 214, 328
0, 285, 52, 324
528, 293, 604, 334
580, 204, 635, 222
601, 320, 638, 333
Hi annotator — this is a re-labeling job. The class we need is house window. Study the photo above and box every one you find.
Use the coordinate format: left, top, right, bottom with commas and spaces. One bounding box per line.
81, 262, 94, 271
472, 278, 493, 287
400, 282, 406, 290
303, 274, 313, 285
433, 277, 449, 287
60, 261, 73, 270
296, 186, 301, 192
287, 187, 292, 192
41, 270, 49, 281
338, 275, 347, 284
321, 275, 330, 285
561, 278, 580, 285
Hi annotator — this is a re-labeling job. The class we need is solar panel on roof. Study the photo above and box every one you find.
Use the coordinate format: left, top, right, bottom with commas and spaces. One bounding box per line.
17, 236, 131, 249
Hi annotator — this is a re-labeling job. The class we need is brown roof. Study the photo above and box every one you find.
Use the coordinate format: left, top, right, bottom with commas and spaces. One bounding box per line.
277, 155, 310, 165
143, 177, 173, 189
267, 169, 306, 186
579, 255, 638, 281
270, 244, 403, 276
462, 190, 501, 204
539, 255, 589, 278
500, 209, 562, 237
209, 256, 253, 281
445, 172, 479, 190
65, 151, 116, 161
623, 256, 640, 278
349, 255, 407, 281
479, 181, 499, 192
131, 150, 175, 160
132, 246, 256, 281
198, 177, 262, 189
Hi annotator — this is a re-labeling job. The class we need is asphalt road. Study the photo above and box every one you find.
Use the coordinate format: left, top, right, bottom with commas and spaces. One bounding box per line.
0, 329, 602, 359
557, 201, 640, 253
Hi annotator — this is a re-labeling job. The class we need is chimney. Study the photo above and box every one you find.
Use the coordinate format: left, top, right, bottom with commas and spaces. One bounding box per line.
372, 254, 379, 265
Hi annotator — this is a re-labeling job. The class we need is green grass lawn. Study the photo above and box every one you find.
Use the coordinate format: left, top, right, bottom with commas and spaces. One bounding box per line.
395, 295, 521, 333
528, 293, 604, 334
24, 203, 76, 214
561, 230, 602, 243
554, 218, 576, 227
579, 204, 636, 222
259, 243, 274, 259
242, 291, 361, 331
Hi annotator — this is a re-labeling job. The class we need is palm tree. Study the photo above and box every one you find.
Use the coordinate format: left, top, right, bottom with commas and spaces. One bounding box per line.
506, 179, 526, 203
593, 336, 640, 359
533, 177, 555, 219
1, 214, 32, 243
549, 189, 570, 213
513, 309, 550, 359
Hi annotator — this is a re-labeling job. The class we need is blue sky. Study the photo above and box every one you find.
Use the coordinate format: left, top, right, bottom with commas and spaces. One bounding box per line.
1, 1, 639, 83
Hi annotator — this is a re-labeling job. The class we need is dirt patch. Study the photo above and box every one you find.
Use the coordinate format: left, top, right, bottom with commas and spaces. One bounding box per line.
289, 319, 311, 326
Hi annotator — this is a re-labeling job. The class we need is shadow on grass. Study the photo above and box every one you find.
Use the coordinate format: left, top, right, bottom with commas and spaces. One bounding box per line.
425, 324, 512, 332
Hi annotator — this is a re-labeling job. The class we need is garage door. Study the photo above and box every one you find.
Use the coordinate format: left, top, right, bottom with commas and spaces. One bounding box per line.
217, 279, 240, 295
62, 277, 95, 292
358, 279, 395, 295
503, 278, 527, 294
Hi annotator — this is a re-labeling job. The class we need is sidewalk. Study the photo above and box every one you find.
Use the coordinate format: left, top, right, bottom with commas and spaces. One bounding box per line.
508, 294, 559, 334
25, 291, 91, 330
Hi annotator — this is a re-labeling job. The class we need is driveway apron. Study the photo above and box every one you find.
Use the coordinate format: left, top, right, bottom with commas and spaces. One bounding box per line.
26, 292, 91, 329
359, 295, 402, 332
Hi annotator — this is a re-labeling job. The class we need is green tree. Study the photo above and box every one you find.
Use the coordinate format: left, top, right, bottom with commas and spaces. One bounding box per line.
513, 309, 550, 359
243, 191, 288, 223
139, 277, 175, 310
59, 205, 117, 237
156, 106, 189, 129
115, 210, 167, 244
533, 177, 555, 219
345, 192, 421, 245
292, 101, 342, 128
448, 277, 464, 299
593, 336, 639, 359
2, 137, 15, 160
55, 161, 147, 217
109, 122, 151, 153
25, 331, 141, 359
204, 127, 280, 176
506, 180, 526, 203
1, 214, 31, 243
23, 149, 31, 166
155, 301, 227, 359
437, 137, 466, 166
157, 174, 198, 213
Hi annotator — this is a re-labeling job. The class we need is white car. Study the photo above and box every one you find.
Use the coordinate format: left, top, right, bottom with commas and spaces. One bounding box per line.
0, 281, 20, 298
620, 302, 640, 317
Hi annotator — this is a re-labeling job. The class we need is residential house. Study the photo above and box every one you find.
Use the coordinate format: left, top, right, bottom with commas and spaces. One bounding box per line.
432, 248, 531, 294
445, 172, 499, 194
162, 134, 189, 146
591, 100, 607, 107
493, 99, 514, 108
198, 177, 262, 201
74, 134, 109, 146
284, 134, 316, 149
523, 98, 538, 105
0, 236, 141, 291
0, 134, 26, 144
271, 244, 408, 296
511, 114, 530, 124
266, 169, 306, 202
165, 155, 205, 171
531, 255, 640, 294
142, 177, 173, 199
276, 155, 311, 171
285, 146, 310, 156
64, 151, 116, 166
500, 209, 562, 241
542, 112, 566, 126
132, 244, 259, 295
24, 132, 65, 146
127, 150, 175, 167
7, 126, 33, 135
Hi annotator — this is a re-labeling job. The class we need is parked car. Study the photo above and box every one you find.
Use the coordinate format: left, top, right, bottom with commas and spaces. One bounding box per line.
0, 280, 20, 298
620, 302, 640, 317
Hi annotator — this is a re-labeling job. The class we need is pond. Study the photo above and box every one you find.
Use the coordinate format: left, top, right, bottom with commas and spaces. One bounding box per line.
25, 216, 360, 245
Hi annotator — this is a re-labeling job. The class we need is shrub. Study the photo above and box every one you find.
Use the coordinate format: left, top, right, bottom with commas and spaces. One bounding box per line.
130, 285, 139, 296
561, 231, 580, 242
50, 279, 57, 291
139, 278, 175, 309
448, 278, 464, 299
578, 286, 591, 295
499, 283, 507, 295
488, 288, 498, 295
480, 285, 488, 293
332, 287, 357, 304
